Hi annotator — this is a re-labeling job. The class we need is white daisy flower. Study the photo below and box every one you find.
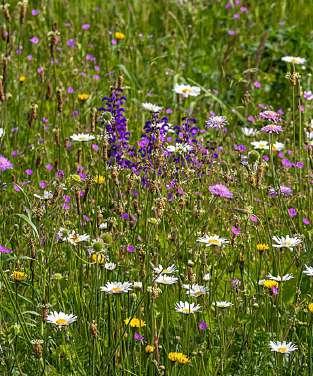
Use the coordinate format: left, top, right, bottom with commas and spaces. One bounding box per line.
272, 235, 302, 251
104, 262, 116, 270
0, 128, 4, 138
281, 56, 306, 65
182, 284, 207, 297
142, 102, 162, 113
67, 231, 90, 245
175, 301, 201, 314
266, 273, 294, 282
303, 265, 313, 277
70, 133, 95, 142
166, 143, 193, 154
155, 275, 178, 285
100, 281, 132, 294
153, 264, 177, 275
34, 191, 53, 200
203, 273, 211, 282
269, 341, 298, 354
46, 311, 77, 328
174, 84, 201, 98
272, 141, 285, 151
251, 140, 269, 150
196, 234, 229, 247
213, 301, 233, 308
241, 127, 258, 137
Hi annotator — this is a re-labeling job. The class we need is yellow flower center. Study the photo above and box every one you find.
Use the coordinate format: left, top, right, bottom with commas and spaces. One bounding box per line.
112, 287, 122, 293
277, 346, 288, 353
308, 303, 313, 313
55, 318, 68, 326
12, 271, 27, 281
209, 239, 221, 246
263, 280, 278, 289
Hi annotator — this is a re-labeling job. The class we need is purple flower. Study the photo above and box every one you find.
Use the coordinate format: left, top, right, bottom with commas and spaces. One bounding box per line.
67, 39, 76, 48
231, 226, 241, 236
39, 180, 47, 189
45, 163, 53, 172
133, 332, 144, 342
288, 208, 297, 218
303, 217, 310, 225
67, 86, 74, 94
126, 244, 135, 253
198, 320, 208, 331
30, 36, 40, 44
249, 214, 259, 224
0, 245, 12, 254
82, 23, 90, 30
25, 169, 33, 176
0, 155, 13, 171
31, 9, 40, 16
259, 110, 282, 123
304, 91, 313, 100
260, 124, 283, 134
234, 144, 246, 152
205, 115, 228, 129
254, 81, 261, 89
209, 184, 233, 199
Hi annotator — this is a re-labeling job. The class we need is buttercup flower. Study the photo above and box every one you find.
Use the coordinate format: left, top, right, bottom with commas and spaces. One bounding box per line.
168, 352, 191, 364
124, 317, 146, 328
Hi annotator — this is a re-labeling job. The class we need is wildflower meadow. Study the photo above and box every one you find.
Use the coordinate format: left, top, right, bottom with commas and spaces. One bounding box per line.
1, 0, 313, 375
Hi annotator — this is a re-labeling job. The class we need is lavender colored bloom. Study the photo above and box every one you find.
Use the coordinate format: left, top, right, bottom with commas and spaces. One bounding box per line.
31, 9, 40, 16
67, 39, 76, 48
25, 169, 33, 176
259, 110, 281, 123
254, 81, 261, 88
231, 226, 241, 236
249, 214, 259, 223
0, 245, 12, 254
30, 36, 39, 44
304, 91, 313, 100
260, 124, 283, 134
279, 185, 293, 196
288, 208, 297, 218
205, 115, 228, 129
0, 155, 13, 171
127, 244, 135, 253
133, 332, 144, 342
82, 23, 90, 30
39, 180, 47, 189
209, 184, 233, 199
234, 144, 246, 152
303, 217, 310, 225
198, 320, 208, 331
45, 163, 53, 172
67, 86, 74, 94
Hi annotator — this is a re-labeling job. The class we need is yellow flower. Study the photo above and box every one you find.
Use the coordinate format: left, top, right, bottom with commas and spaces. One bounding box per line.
308, 303, 313, 313
68, 174, 81, 183
257, 243, 269, 252
124, 317, 146, 328
263, 280, 279, 289
19, 75, 26, 83
11, 271, 27, 282
145, 345, 155, 353
94, 175, 105, 184
90, 252, 106, 265
168, 352, 190, 364
77, 93, 90, 102
114, 32, 125, 41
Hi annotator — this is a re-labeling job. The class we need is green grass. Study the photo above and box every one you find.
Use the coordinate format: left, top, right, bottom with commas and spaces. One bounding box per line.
0, 0, 313, 375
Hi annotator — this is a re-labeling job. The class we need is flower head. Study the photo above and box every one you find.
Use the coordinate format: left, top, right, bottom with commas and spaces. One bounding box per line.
0, 155, 13, 171
124, 317, 145, 328
182, 284, 207, 297
168, 352, 191, 364
303, 265, 313, 277
70, 133, 95, 142
100, 281, 132, 294
209, 184, 233, 199
196, 234, 229, 247
175, 301, 201, 314
142, 102, 162, 113
46, 311, 77, 328
213, 301, 233, 308
174, 84, 201, 98
0, 245, 12, 254
281, 56, 306, 65
205, 115, 228, 129
269, 341, 298, 354
260, 124, 283, 134
272, 235, 302, 250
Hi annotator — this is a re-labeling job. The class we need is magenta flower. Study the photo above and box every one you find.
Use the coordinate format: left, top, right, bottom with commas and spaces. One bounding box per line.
30, 36, 40, 44
0, 155, 13, 171
82, 23, 90, 30
133, 332, 144, 342
259, 110, 281, 123
209, 184, 233, 199
0, 245, 12, 254
126, 244, 135, 253
260, 124, 283, 134
303, 217, 310, 225
31, 9, 40, 16
288, 208, 297, 218
66, 39, 76, 48
198, 320, 208, 331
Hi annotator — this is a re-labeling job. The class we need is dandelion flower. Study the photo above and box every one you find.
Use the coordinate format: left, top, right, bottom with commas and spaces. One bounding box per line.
124, 317, 146, 328
168, 352, 191, 364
